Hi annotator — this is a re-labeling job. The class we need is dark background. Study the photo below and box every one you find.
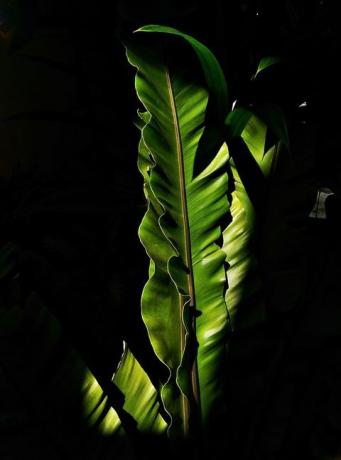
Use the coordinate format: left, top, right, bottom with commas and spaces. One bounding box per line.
1, 1, 341, 459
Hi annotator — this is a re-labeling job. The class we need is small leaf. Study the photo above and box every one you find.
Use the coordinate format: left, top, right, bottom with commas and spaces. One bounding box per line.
252, 56, 282, 80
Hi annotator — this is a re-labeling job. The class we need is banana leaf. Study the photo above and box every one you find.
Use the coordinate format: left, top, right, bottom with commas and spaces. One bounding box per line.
126, 26, 230, 438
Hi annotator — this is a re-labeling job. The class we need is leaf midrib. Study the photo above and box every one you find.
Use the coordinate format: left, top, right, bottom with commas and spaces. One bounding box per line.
165, 66, 201, 433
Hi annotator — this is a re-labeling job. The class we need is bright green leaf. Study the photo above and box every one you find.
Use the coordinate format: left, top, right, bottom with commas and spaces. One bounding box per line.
113, 343, 168, 434
126, 30, 230, 439
223, 115, 278, 331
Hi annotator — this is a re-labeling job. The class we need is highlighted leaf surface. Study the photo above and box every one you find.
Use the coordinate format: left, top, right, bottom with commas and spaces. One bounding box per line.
126, 26, 230, 437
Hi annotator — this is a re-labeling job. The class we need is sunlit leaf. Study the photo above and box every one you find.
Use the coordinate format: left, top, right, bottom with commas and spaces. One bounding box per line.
113, 343, 168, 433
126, 27, 230, 439
223, 115, 278, 331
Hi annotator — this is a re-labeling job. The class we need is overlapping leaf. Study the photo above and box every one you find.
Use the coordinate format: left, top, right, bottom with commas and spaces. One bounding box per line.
223, 115, 278, 330
113, 342, 168, 434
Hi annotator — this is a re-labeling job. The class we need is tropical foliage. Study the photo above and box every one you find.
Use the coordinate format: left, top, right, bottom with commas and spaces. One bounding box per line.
0, 24, 286, 459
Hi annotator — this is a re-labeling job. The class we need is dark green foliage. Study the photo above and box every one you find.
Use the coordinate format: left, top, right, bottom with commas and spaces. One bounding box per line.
1, 2, 341, 459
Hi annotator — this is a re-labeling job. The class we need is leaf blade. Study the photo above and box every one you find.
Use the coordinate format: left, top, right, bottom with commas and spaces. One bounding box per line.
127, 29, 230, 438
113, 344, 168, 434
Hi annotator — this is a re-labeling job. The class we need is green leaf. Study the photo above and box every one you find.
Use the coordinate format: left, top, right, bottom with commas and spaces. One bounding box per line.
252, 56, 282, 80
223, 171, 266, 330
126, 30, 230, 438
241, 114, 268, 166
113, 343, 168, 434
223, 115, 278, 331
